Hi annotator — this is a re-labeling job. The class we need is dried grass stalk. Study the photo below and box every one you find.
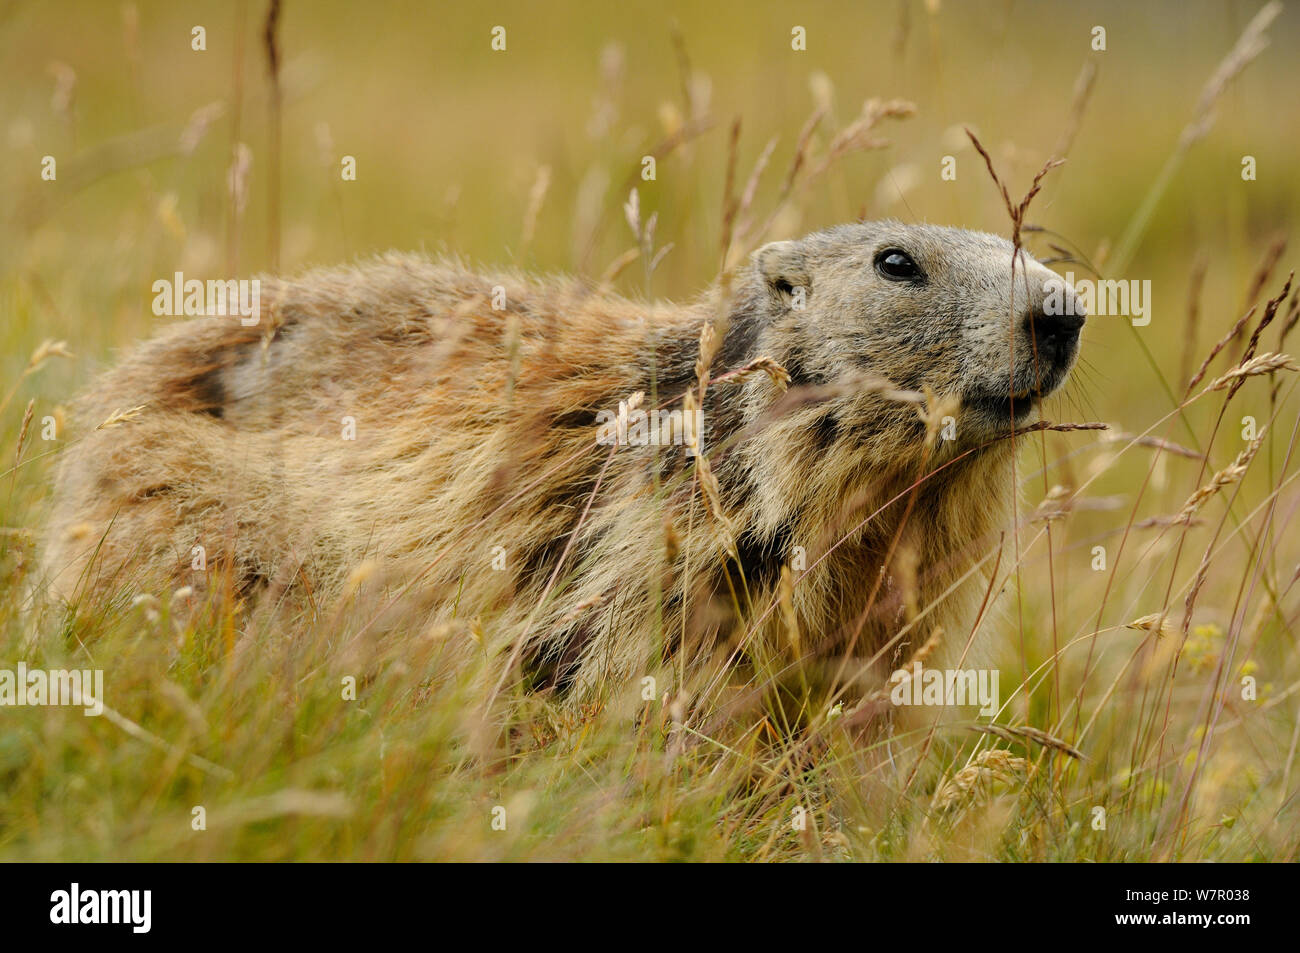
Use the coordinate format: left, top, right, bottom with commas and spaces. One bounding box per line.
1173, 430, 1266, 523
933, 748, 1029, 811
1127, 613, 1174, 641
970, 723, 1085, 761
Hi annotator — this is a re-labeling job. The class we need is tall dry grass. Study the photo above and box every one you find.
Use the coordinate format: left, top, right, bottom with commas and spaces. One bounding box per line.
1, 0, 1297, 861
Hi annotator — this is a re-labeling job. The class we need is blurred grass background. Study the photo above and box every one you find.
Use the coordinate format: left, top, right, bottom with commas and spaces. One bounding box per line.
1, 0, 1298, 860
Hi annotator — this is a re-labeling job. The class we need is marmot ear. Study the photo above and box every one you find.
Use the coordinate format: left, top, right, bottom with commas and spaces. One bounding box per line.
753, 240, 810, 308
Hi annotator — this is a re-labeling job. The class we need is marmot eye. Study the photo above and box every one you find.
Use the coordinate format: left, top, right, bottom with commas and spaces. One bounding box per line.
875, 249, 922, 282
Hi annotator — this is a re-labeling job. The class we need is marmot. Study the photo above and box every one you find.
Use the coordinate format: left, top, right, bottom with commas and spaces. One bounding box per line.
40, 221, 1084, 706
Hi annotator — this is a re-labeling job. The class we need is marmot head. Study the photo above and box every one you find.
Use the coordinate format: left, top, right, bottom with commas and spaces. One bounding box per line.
742, 221, 1085, 448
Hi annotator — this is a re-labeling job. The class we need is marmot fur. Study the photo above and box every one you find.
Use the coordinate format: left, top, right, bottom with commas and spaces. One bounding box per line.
41, 221, 1084, 705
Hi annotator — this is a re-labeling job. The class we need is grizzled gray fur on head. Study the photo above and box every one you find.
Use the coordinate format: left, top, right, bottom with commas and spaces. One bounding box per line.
715, 220, 1085, 444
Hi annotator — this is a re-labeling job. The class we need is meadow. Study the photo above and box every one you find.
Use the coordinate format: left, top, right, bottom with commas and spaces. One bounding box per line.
1, 0, 1298, 861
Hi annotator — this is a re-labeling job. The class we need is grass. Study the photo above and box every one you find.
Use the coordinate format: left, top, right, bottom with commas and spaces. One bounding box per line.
2, 0, 1299, 861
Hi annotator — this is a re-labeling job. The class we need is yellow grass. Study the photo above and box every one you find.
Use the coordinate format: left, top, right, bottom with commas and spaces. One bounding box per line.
1, 0, 1297, 861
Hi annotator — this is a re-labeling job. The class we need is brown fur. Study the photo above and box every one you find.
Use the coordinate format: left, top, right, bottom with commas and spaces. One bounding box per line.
40, 222, 1084, 707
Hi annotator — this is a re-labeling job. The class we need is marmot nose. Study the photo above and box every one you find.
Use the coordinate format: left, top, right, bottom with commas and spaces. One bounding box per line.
1025, 306, 1084, 358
